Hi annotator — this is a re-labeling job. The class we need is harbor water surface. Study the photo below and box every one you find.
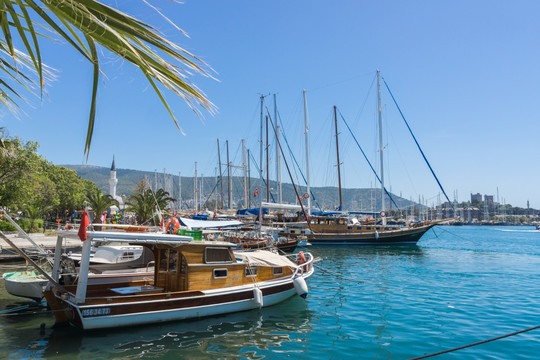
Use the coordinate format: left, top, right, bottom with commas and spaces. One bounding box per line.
1, 225, 539, 359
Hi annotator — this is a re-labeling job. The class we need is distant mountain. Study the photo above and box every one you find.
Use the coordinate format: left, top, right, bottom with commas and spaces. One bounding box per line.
64, 164, 416, 212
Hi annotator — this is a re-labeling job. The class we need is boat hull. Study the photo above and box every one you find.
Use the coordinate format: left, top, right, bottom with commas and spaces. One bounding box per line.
306, 224, 434, 245
45, 274, 311, 330
3, 271, 48, 302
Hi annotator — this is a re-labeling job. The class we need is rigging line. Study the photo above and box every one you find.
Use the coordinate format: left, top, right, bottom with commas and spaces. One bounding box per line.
353, 72, 377, 126
202, 176, 220, 208
338, 110, 400, 211
432, 226, 473, 242
247, 151, 277, 204
382, 78, 453, 210
270, 106, 322, 210
409, 325, 540, 360
266, 107, 313, 230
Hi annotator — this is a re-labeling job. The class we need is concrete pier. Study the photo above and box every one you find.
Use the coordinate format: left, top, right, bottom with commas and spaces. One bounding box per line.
0, 232, 83, 262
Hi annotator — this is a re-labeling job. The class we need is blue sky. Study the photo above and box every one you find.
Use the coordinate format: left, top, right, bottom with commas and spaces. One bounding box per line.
2, 1, 540, 208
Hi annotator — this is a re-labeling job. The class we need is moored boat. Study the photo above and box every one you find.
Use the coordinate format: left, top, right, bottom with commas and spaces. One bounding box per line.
43, 230, 314, 330
282, 215, 447, 245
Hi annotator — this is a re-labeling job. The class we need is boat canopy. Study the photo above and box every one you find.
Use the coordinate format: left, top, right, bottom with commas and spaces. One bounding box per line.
235, 250, 297, 268
261, 202, 302, 211
179, 217, 244, 230
236, 208, 268, 216
56, 230, 233, 246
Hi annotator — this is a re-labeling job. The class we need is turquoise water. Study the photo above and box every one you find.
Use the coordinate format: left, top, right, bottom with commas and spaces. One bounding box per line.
1, 225, 539, 359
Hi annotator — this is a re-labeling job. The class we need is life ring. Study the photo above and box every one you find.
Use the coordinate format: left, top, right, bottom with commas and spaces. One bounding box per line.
296, 251, 306, 265
303, 193, 310, 199
165, 217, 180, 234
380, 210, 387, 218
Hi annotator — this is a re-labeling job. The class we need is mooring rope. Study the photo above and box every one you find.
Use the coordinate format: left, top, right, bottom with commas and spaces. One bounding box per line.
409, 325, 540, 359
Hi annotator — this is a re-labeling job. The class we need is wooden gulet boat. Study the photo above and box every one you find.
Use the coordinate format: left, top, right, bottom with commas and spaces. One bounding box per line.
43, 231, 314, 330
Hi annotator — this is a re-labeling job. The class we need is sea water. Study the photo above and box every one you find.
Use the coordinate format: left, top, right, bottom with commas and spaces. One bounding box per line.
0, 225, 539, 359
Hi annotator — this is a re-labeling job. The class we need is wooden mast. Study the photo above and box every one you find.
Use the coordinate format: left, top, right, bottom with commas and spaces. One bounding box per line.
334, 105, 343, 211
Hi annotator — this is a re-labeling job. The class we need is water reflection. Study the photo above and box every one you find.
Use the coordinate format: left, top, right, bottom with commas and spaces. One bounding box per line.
36, 297, 314, 359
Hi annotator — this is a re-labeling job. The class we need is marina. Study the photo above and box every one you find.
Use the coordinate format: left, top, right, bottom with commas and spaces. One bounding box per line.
1, 225, 539, 358
1, 1, 540, 359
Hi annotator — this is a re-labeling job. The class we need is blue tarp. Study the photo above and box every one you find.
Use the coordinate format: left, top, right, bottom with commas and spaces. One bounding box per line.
236, 208, 269, 216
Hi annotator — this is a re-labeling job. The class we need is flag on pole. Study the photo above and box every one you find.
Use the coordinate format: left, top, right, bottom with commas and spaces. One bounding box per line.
254, 188, 258, 197
78, 210, 90, 241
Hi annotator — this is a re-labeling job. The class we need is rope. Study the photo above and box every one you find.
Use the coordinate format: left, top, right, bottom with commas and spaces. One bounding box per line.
338, 109, 400, 210
0, 300, 47, 315
382, 78, 453, 210
409, 325, 540, 359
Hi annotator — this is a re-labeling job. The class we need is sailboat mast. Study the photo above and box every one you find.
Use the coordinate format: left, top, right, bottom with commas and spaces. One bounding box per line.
242, 139, 248, 208
334, 105, 343, 211
217, 139, 223, 209
226, 140, 231, 209
266, 115, 270, 202
303, 89, 311, 216
274, 94, 282, 203
194, 162, 198, 212
377, 69, 386, 225
259, 95, 264, 228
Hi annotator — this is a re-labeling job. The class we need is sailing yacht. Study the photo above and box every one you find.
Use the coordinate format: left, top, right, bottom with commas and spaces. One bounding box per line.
283, 70, 450, 245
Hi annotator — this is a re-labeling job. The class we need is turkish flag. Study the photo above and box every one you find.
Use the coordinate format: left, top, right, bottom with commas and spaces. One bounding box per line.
78, 210, 90, 241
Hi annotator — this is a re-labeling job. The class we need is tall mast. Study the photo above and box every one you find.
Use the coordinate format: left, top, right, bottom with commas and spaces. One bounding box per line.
247, 149, 251, 208
242, 139, 248, 207
334, 105, 343, 211
266, 115, 270, 202
377, 69, 386, 225
226, 140, 231, 209
259, 96, 264, 227
303, 89, 311, 216
194, 162, 198, 212
217, 139, 223, 209
178, 172, 182, 211
200, 175, 203, 210
274, 94, 282, 203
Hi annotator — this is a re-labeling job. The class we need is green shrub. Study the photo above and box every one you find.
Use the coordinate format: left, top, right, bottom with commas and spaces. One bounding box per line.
0, 221, 16, 231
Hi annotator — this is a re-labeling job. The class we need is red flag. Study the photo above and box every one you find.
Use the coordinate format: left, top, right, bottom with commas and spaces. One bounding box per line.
78, 210, 90, 241
254, 188, 258, 197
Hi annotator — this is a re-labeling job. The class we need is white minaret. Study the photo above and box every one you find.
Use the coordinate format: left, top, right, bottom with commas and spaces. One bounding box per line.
109, 156, 118, 198
108, 156, 123, 206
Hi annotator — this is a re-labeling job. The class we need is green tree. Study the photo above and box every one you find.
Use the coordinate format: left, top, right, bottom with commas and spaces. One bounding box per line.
0, 138, 42, 208
126, 185, 175, 225
1, 1, 215, 156
23, 203, 53, 232
86, 188, 119, 224
0, 136, 100, 217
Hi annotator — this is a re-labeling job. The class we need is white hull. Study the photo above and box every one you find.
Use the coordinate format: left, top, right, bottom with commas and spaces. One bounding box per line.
3, 271, 48, 301
65, 275, 307, 330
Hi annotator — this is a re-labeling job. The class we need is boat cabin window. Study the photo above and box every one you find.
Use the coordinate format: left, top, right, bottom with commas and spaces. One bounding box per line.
159, 250, 168, 272
245, 266, 258, 277
205, 247, 233, 264
169, 250, 178, 272
122, 252, 135, 260
213, 268, 228, 279
158, 249, 178, 273
272, 267, 283, 275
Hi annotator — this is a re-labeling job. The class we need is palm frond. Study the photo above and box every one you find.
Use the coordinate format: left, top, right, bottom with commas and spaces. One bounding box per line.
0, 0, 216, 158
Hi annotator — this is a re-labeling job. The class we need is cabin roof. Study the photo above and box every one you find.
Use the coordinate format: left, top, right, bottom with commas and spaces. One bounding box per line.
57, 230, 236, 247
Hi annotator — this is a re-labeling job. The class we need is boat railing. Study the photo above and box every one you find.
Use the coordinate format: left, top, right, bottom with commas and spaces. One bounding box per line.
287, 252, 314, 278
